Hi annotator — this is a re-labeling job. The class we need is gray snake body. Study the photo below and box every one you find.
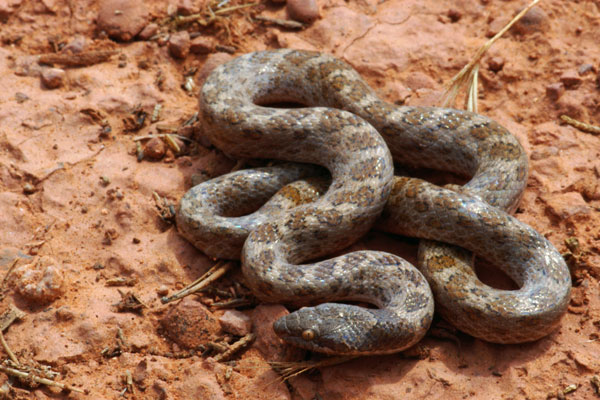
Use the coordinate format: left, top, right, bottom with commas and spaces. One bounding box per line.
176, 49, 571, 354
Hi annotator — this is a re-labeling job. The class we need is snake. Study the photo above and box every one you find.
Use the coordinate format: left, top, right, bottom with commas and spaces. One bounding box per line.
176, 49, 571, 355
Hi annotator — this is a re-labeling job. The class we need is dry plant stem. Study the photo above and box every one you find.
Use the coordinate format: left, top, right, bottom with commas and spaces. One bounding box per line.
270, 356, 358, 380
467, 64, 479, 113
172, 2, 258, 26
133, 133, 193, 142
254, 15, 305, 29
125, 370, 133, 393
442, 0, 541, 107
212, 298, 251, 308
164, 134, 181, 153
0, 306, 25, 365
0, 331, 19, 366
560, 115, 600, 135
1, 259, 18, 291
161, 261, 234, 303
213, 333, 255, 362
0, 306, 25, 332
0, 365, 85, 394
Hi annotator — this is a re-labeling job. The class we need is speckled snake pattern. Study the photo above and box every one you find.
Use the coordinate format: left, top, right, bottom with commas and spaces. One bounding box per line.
177, 49, 571, 355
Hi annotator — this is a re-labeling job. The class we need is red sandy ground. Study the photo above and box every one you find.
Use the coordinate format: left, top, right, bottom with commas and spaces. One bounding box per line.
0, 0, 599, 399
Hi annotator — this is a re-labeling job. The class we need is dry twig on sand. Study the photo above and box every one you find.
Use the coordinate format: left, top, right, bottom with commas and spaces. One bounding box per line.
38, 50, 118, 67
442, 0, 542, 112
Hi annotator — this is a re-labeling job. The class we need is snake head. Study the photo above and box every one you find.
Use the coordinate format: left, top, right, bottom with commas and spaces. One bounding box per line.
273, 303, 422, 355
273, 303, 369, 355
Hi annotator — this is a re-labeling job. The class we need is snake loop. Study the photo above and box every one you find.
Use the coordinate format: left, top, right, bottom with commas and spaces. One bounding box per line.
177, 49, 571, 354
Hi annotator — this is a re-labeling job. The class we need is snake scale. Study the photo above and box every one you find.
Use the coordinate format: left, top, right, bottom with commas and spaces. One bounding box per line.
176, 49, 571, 355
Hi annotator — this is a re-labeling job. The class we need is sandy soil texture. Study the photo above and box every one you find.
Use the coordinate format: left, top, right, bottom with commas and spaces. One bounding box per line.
0, 0, 599, 398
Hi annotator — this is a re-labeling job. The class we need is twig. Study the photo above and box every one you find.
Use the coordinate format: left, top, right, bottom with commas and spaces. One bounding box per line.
270, 356, 358, 380
164, 134, 181, 154
1, 259, 19, 291
212, 297, 252, 309
0, 331, 19, 367
133, 133, 193, 142
212, 2, 258, 16
124, 370, 133, 394
466, 64, 479, 113
170, 2, 258, 26
38, 50, 118, 67
0, 306, 26, 332
161, 261, 235, 303
152, 192, 176, 222
213, 333, 255, 362
442, 0, 541, 108
0, 304, 22, 370
254, 15, 305, 29
560, 115, 600, 135
117, 328, 129, 349
114, 290, 146, 313
0, 365, 85, 393
215, 44, 236, 54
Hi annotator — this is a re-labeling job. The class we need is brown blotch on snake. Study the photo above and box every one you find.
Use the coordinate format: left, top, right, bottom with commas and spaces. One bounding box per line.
177, 49, 571, 354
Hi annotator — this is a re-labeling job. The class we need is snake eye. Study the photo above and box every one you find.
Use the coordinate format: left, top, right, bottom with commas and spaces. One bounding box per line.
301, 329, 315, 341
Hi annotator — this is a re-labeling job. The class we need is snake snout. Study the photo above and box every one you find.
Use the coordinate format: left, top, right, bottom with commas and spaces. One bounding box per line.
273, 307, 319, 343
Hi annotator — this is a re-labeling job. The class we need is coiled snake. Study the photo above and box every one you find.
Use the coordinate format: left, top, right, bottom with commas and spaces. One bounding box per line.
176, 49, 571, 355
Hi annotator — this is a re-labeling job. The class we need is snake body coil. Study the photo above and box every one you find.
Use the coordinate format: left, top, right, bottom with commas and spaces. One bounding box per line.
177, 49, 571, 354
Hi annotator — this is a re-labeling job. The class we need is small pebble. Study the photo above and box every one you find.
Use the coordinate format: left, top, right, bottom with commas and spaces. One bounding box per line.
160, 297, 221, 348
163, 148, 175, 163
511, 6, 548, 35
118, 53, 127, 68
545, 82, 565, 101
62, 35, 87, 53
0, 0, 22, 18
92, 263, 105, 270
197, 53, 233, 85
138, 23, 158, 40
23, 182, 36, 194
41, 68, 65, 89
287, 0, 319, 24
132, 360, 148, 384
14, 92, 29, 103
560, 70, 582, 89
447, 9, 461, 22
190, 36, 216, 54
168, 30, 191, 59
55, 306, 75, 321
486, 17, 508, 38
545, 192, 590, 220
10, 256, 64, 304
577, 63, 594, 76
156, 285, 169, 296
144, 137, 166, 160
219, 310, 253, 336
96, 0, 149, 41
176, 0, 198, 15
487, 57, 505, 73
